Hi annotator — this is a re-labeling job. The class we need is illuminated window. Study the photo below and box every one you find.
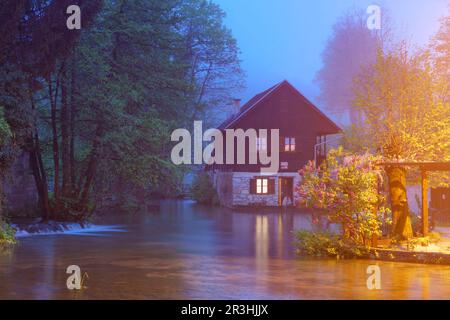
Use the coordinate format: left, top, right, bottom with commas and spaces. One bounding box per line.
256, 137, 267, 151
284, 137, 296, 152
256, 178, 268, 194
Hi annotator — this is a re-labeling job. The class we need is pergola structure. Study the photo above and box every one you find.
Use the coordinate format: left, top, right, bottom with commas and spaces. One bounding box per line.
379, 162, 450, 236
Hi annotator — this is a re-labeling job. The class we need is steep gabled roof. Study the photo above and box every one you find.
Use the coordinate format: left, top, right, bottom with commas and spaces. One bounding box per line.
219, 80, 341, 133
218, 81, 283, 129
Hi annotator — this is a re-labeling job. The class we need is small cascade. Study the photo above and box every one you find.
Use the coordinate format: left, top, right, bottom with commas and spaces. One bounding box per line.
13, 222, 126, 238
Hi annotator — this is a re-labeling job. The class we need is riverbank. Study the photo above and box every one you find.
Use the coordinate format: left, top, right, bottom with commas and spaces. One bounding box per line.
294, 227, 450, 265
367, 227, 450, 265
369, 248, 450, 265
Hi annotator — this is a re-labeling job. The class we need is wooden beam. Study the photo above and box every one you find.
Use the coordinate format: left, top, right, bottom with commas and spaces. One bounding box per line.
379, 162, 450, 171
422, 170, 429, 236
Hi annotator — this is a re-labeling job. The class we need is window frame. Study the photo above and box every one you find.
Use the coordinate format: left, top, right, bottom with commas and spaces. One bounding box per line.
284, 137, 296, 152
256, 178, 268, 194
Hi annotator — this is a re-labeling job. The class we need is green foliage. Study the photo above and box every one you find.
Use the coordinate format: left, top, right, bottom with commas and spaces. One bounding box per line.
353, 43, 450, 162
0, 107, 11, 147
0, 219, 16, 245
341, 124, 372, 153
294, 230, 371, 259
297, 147, 391, 246
0, 0, 243, 220
0, 106, 16, 171
62, 0, 242, 209
190, 172, 219, 205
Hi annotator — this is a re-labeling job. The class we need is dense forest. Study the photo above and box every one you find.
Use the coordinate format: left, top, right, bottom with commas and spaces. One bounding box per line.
0, 0, 243, 222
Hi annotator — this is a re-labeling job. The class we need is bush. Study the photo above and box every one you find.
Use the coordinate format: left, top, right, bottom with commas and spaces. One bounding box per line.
0, 219, 16, 245
297, 147, 390, 246
190, 172, 219, 205
294, 230, 371, 259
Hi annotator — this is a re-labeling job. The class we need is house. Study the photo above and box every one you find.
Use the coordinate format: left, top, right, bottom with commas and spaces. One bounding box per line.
209, 80, 341, 208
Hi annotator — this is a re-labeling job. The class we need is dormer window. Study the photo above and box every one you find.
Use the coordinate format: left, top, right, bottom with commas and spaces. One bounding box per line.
284, 137, 296, 152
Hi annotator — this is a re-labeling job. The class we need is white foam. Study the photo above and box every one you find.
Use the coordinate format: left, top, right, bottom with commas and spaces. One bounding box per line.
13, 224, 126, 238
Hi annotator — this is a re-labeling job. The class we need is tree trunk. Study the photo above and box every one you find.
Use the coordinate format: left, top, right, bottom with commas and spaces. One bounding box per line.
78, 125, 102, 213
387, 166, 413, 239
61, 67, 71, 198
29, 138, 51, 221
29, 83, 51, 221
69, 63, 77, 193
48, 75, 60, 217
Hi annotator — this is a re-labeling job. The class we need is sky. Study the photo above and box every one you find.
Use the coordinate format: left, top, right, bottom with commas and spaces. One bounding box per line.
213, 0, 448, 112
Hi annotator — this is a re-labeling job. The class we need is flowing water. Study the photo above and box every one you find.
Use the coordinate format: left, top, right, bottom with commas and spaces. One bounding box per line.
0, 200, 449, 299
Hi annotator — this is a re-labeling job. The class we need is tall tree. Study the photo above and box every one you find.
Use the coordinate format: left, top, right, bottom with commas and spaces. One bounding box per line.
175, 0, 244, 126
430, 12, 449, 104
1, 0, 243, 221
315, 8, 391, 125
0, 0, 101, 220
353, 41, 450, 239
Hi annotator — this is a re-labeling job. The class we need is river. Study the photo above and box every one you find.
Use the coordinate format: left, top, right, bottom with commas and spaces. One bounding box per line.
0, 200, 449, 299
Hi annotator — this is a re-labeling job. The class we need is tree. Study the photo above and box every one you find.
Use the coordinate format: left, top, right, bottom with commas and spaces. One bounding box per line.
175, 0, 244, 126
353, 41, 450, 239
0, 0, 243, 221
32, 0, 187, 219
0, 0, 102, 220
0, 107, 13, 221
315, 8, 390, 125
429, 12, 449, 104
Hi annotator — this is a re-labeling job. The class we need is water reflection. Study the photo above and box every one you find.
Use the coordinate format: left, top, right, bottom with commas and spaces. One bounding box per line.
0, 200, 449, 299
255, 215, 268, 274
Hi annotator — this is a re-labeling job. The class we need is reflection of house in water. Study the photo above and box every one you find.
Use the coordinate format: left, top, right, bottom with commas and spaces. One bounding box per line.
255, 216, 269, 270
253, 213, 316, 271
227, 210, 315, 261
209, 80, 341, 208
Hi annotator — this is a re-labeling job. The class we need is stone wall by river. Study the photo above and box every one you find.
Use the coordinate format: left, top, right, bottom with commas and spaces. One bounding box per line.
3, 151, 38, 216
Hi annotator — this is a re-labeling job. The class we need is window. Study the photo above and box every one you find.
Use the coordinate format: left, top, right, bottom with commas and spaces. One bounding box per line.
256, 178, 268, 194
256, 137, 267, 151
250, 178, 274, 195
284, 137, 296, 152
316, 135, 326, 156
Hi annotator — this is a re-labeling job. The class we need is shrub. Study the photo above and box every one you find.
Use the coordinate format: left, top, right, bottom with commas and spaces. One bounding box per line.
297, 147, 390, 246
294, 230, 371, 259
0, 219, 16, 245
190, 172, 219, 205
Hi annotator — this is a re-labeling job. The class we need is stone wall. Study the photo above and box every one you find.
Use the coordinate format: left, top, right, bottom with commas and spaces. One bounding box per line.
3, 151, 38, 216
213, 171, 301, 207
232, 172, 278, 206
213, 171, 233, 207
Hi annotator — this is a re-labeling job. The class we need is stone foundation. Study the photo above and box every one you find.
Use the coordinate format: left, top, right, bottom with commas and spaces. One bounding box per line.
212, 171, 301, 208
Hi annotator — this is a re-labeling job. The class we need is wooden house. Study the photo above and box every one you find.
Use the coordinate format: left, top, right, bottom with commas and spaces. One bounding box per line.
210, 80, 341, 207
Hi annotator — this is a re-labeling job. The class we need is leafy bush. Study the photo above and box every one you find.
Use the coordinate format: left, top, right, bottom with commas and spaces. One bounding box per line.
294, 230, 371, 259
190, 172, 219, 205
297, 147, 390, 246
0, 219, 16, 245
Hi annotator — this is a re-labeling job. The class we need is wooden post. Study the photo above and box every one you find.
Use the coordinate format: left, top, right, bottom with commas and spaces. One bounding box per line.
422, 169, 428, 236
